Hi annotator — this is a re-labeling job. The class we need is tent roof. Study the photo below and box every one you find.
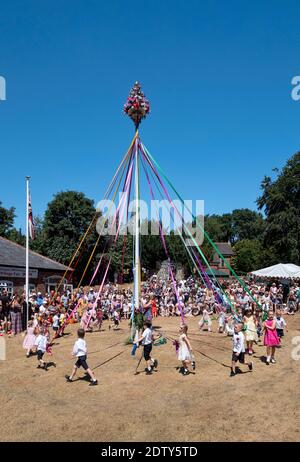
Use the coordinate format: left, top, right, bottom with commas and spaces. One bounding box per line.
251, 263, 300, 279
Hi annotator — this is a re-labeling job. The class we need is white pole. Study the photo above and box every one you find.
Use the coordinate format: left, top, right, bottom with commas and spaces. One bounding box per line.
134, 137, 140, 311
25, 176, 30, 324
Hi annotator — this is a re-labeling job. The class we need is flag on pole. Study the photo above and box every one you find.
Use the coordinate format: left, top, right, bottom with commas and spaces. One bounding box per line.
28, 192, 35, 240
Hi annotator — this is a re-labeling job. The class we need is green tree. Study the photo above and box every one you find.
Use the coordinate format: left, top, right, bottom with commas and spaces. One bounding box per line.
232, 239, 264, 273
231, 208, 265, 242
0, 202, 15, 236
257, 152, 300, 264
204, 214, 233, 243
6, 228, 25, 246
42, 191, 98, 265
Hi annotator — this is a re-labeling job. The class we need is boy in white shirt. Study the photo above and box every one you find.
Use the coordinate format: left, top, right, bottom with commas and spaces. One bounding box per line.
136, 321, 158, 375
52, 311, 60, 336
65, 328, 98, 386
230, 323, 253, 377
35, 327, 49, 370
275, 309, 287, 343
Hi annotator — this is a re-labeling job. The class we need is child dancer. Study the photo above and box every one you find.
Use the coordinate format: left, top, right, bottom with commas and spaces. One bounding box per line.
52, 310, 60, 337
275, 308, 287, 344
243, 308, 258, 355
177, 324, 194, 375
218, 309, 226, 333
199, 307, 212, 332
230, 323, 253, 377
225, 314, 234, 336
136, 320, 158, 375
34, 327, 49, 370
22, 320, 36, 357
65, 328, 98, 386
109, 309, 120, 330
263, 310, 280, 364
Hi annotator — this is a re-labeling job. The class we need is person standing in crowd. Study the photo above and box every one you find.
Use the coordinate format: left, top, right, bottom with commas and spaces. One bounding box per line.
10, 296, 23, 335
0, 290, 11, 321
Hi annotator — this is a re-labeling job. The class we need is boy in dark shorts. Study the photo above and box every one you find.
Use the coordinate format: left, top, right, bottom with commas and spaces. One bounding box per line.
230, 323, 253, 377
275, 309, 287, 344
136, 320, 159, 375
65, 328, 98, 386
34, 327, 49, 370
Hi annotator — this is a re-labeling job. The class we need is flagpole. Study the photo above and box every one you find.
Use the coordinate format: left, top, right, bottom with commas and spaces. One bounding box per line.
25, 176, 30, 325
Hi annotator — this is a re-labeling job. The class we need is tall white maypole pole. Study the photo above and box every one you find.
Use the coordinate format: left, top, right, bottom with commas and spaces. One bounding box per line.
123, 82, 150, 334
25, 176, 30, 324
133, 136, 140, 313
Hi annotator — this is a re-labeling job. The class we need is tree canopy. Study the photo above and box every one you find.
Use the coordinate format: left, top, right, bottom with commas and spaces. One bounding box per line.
2, 151, 299, 280
257, 152, 300, 264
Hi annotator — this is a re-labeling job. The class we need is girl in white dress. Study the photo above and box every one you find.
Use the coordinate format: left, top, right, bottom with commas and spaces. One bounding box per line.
199, 307, 212, 332
178, 324, 194, 375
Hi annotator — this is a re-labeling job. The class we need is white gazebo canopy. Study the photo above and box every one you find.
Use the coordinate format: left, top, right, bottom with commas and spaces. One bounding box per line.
251, 263, 300, 279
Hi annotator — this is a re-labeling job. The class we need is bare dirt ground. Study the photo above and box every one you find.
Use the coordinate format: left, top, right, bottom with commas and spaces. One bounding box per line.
0, 315, 300, 442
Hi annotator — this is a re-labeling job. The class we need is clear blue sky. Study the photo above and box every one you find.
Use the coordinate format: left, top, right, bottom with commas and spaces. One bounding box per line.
1, 0, 299, 231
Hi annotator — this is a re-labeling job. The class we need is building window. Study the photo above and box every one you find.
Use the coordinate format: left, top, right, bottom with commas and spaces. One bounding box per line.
0, 281, 13, 296
28, 284, 36, 294
45, 276, 67, 294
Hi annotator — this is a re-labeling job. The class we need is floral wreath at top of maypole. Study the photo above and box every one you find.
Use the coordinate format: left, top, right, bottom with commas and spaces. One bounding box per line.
123, 81, 150, 131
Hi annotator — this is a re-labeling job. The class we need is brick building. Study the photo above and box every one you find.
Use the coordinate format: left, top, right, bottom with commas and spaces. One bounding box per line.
210, 242, 234, 277
0, 237, 72, 296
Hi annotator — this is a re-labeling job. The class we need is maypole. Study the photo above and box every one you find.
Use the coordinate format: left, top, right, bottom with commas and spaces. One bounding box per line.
133, 136, 140, 313
123, 81, 150, 329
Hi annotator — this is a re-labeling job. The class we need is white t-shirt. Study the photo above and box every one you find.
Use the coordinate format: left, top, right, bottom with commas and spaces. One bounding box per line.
275, 317, 286, 330
35, 334, 47, 352
232, 331, 245, 354
52, 314, 59, 328
142, 328, 152, 346
72, 338, 87, 357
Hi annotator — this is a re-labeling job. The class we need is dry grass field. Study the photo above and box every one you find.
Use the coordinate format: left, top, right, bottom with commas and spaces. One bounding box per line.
0, 315, 300, 442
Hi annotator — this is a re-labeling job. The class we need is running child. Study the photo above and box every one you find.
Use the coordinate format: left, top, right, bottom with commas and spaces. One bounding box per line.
22, 320, 36, 357
34, 327, 49, 370
65, 328, 98, 386
230, 323, 253, 377
135, 320, 158, 375
199, 307, 212, 332
109, 309, 120, 330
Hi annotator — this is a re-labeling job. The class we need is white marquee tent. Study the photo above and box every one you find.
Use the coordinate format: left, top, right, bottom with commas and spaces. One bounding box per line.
251, 263, 300, 279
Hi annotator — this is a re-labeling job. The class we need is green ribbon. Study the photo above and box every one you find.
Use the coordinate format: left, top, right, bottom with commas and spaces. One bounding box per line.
142, 143, 262, 311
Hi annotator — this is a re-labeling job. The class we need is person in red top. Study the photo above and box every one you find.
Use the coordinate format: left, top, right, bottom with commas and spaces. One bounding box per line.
151, 296, 158, 318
